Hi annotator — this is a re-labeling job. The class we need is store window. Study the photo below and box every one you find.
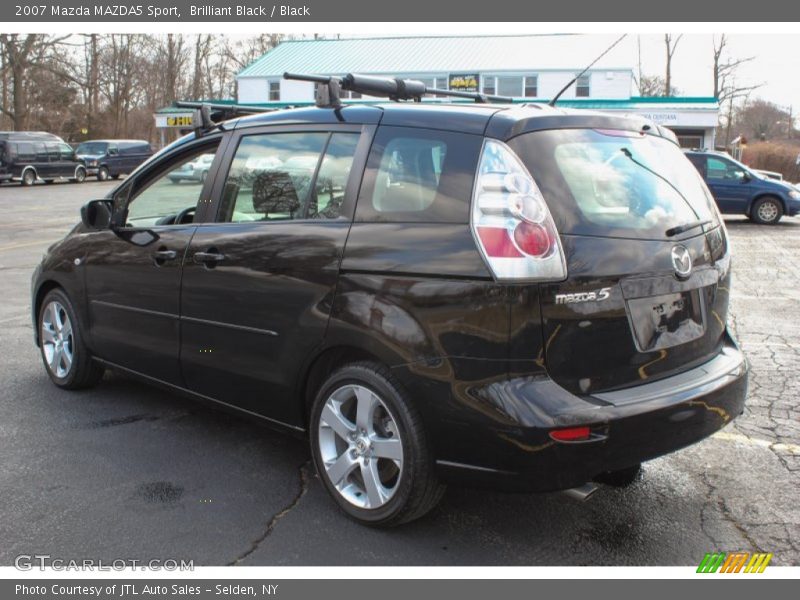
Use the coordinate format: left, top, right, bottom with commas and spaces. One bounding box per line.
415, 76, 448, 98
268, 80, 280, 101
576, 74, 590, 97
482, 75, 538, 98
524, 75, 538, 98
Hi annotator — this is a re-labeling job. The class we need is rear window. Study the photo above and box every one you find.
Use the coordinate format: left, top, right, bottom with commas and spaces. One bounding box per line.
509, 129, 719, 240
355, 126, 482, 223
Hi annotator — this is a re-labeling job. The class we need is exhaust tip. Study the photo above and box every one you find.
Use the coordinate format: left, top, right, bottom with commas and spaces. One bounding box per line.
562, 482, 599, 502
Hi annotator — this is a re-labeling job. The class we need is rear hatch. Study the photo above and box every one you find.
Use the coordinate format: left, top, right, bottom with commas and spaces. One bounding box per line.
507, 128, 731, 396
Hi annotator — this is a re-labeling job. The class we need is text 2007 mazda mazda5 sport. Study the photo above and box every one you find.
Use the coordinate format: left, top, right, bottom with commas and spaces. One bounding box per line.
31, 92, 747, 526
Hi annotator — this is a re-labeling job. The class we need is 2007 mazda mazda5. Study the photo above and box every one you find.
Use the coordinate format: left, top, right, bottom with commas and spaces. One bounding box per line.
32, 94, 747, 526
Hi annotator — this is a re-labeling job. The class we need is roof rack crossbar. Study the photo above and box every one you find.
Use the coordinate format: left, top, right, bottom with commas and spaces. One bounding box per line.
283, 72, 513, 106
174, 100, 278, 119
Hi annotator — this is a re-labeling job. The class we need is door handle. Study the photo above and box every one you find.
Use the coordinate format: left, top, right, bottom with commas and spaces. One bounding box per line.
193, 251, 225, 265
153, 249, 177, 261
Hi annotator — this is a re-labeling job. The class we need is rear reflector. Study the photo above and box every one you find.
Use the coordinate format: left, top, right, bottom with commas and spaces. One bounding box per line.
549, 427, 592, 442
471, 139, 567, 282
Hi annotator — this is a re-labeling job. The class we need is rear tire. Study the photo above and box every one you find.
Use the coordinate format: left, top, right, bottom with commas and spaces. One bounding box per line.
750, 196, 783, 224
21, 168, 36, 186
38, 288, 104, 390
310, 361, 444, 527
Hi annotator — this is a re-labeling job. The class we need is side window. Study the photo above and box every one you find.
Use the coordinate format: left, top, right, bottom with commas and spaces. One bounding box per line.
59, 143, 74, 160
46, 143, 60, 161
218, 132, 328, 223
706, 157, 727, 179
356, 127, 482, 223
707, 157, 745, 180
108, 143, 119, 156
15, 142, 35, 161
124, 143, 220, 228
34, 143, 48, 162
308, 133, 360, 219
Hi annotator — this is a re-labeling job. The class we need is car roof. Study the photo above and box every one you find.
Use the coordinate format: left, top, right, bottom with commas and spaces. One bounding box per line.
79, 139, 150, 144
230, 102, 675, 143
0, 131, 63, 141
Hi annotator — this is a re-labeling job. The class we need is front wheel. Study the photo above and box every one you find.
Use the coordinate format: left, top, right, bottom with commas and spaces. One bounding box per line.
72, 166, 87, 183
750, 196, 783, 224
310, 362, 444, 527
97, 166, 109, 181
38, 289, 104, 389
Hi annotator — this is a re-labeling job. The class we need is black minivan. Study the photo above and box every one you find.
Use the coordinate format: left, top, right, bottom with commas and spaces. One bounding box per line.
0, 131, 87, 185
31, 88, 747, 526
75, 139, 154, 181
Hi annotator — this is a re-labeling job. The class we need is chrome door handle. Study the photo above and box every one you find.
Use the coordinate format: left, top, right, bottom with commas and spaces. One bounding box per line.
193, 251, 225, 264
153, 249, 177, 260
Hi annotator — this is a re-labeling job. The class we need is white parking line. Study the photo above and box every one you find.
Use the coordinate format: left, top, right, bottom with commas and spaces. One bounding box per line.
713, 431, 800, 454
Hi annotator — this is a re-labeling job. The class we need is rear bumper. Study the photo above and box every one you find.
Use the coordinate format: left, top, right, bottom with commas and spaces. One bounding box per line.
430, 335, 747, 492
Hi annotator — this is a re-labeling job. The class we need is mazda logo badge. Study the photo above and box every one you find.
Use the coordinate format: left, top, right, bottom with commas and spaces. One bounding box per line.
671, 245, 692, 278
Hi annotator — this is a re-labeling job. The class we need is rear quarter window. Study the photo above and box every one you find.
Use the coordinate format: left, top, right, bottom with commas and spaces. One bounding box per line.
355, 126, 482, 223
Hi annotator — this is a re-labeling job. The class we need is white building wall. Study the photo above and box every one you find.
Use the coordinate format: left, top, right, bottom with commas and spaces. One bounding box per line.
535, 71, 631, 99
280, 79, 316, 102
238, 69, 633, 103
237, 78, 269, 103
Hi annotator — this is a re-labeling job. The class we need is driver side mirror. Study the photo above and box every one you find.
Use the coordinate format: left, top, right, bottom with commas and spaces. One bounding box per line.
741, 171, 751, 182
80, 199, 114, 231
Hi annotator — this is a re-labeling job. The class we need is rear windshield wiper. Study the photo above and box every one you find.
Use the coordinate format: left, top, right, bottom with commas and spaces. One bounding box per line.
618, 148, 706, 233
666, 219, 712, 237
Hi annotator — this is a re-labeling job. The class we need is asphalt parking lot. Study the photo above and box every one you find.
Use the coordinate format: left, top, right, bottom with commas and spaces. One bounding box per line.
1, 179, 798, 567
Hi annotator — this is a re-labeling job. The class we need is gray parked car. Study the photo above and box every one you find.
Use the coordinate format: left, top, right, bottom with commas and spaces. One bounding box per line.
168, 153, 215, 184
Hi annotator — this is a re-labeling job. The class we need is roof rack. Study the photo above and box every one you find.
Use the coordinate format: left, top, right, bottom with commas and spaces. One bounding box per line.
174, 100, 278, 120
172, 100, 283, 138
283, 72, 514, 107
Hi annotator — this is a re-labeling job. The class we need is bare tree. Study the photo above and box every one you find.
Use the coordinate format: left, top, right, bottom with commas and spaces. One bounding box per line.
0, 34, 70, 130
638, 75, 666, 97
192, 34, 215, 100
0, 33, 318, 141
712, 34, 759, 105
664, 34, 682, 96
712, 35, 762, 146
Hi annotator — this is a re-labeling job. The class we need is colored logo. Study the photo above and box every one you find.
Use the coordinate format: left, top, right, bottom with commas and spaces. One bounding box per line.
697, 552, 773, 573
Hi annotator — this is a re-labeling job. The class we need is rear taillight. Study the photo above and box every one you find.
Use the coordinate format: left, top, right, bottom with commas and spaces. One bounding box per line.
471, 140, 567, 281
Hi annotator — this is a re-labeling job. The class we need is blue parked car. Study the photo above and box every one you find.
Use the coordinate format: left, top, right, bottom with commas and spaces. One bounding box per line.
685, 150, 800, 224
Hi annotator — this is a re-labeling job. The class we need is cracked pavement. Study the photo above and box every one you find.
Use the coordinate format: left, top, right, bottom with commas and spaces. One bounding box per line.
0, 182, 797, 566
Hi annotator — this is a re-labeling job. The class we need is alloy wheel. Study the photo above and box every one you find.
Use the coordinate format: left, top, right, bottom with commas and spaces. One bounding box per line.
317, 384, 404, 509
41, 300, 74, 379
757, 200, 779, 223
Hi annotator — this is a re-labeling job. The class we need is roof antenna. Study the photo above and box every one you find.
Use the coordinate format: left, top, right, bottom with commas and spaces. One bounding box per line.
549, 34, 627, 107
